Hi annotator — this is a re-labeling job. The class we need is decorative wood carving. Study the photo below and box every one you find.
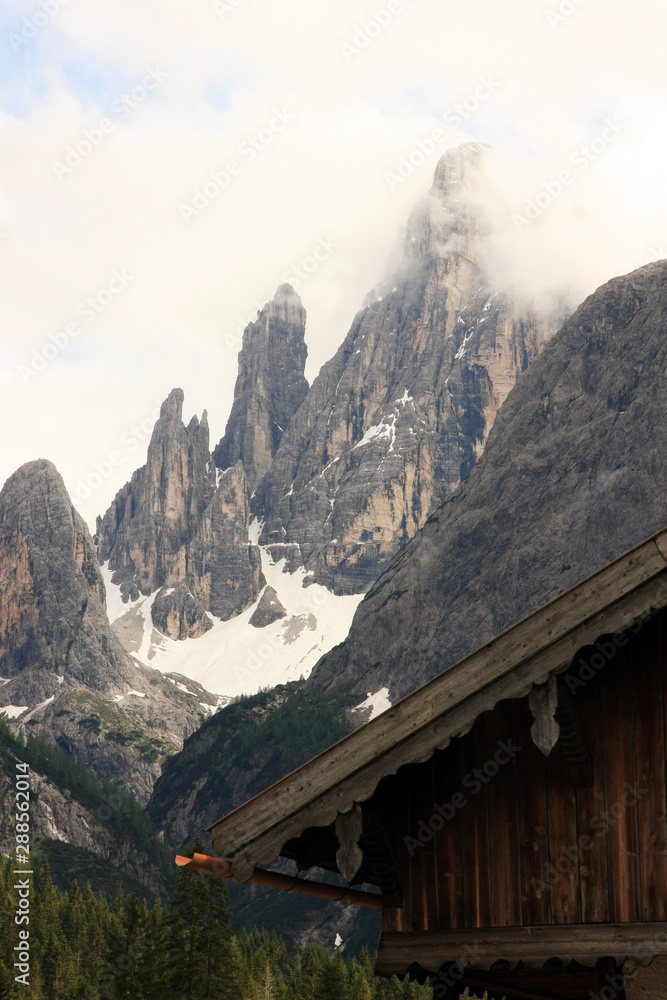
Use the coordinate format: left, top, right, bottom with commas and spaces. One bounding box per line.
529, 674, 560, 756
335, 803, 364, 884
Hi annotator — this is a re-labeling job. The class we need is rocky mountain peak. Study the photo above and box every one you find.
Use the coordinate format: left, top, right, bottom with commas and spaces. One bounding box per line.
404, 140, 489, 264
97, 390, 263, 628
97, 388, 215, 600
432, 140, 489, 193
253, 144, 563, 594
212, 284, 308, 489
0, 459, 215, 800
310, 260, 667, 699
159, 386, 185, 420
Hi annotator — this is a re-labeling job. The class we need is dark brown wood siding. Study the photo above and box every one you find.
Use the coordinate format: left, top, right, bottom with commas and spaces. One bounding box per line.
379, 611, 667, 933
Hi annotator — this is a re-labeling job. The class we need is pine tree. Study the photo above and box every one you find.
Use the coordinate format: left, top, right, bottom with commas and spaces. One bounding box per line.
164, 836, 244, 999
314, 952, 349, 1000
0, 962, 16, 1000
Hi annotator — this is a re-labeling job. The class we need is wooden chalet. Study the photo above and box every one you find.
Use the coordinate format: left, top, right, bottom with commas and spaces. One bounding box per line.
199, 528, 667, 1000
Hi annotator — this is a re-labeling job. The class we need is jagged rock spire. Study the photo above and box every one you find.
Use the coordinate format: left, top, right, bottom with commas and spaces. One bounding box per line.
213, 284, 308, 489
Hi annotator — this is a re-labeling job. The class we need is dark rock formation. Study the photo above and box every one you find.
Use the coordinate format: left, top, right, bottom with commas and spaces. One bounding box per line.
152, 583, 212, 640
0, 752, 171, 897
253, 144, 564, 594
213, 284, 308, 490
309, 260, 667, 700
97, 390, 263, 623
0, 460, 217, 801
249, 585, 287, 628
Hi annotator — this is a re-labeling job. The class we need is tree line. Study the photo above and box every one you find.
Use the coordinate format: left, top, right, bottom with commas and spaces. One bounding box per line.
1, 849, 472, 1000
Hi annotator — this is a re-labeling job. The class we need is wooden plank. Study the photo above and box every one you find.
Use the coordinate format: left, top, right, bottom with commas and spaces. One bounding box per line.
375, 921, 667, 977
408, 759, 439, 931
572, 672, 609, 924
485, 702, 521, 927
213, 571, 667, 877
635, 616, 667, 921
602, 644, 641, 924
515, 700, 551, 927
459, 719, 492, 928
381, 907, 403, 932
386, 768, 413, 933
546, 727, 581, 924
432, 743, 466, 930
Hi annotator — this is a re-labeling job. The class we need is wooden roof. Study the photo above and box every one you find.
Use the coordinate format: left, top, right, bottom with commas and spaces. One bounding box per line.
209, 528, 667, 883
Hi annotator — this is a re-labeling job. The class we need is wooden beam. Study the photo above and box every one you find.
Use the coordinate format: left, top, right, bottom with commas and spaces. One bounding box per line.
375, 923, 667, 976
174, 853, 382, 909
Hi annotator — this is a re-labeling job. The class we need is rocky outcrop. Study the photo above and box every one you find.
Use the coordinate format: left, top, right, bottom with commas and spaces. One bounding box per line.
97, 390, 263, 623
152, 583, 212, 640
309, 260, 667, 700
0, 755, 170, 896
97, 389, 213, 600
0, 460, 217, 801
254, 144, 565, 594
213, 284, 308, 490
249, 586, 287, 628
186, 462, 263, 621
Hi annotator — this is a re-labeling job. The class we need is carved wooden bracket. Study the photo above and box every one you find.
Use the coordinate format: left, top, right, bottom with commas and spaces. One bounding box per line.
335, 803, 364, 884
529, 674, 560, 756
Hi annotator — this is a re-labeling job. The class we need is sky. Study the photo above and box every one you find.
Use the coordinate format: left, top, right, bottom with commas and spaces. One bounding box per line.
0, 0, 666, 530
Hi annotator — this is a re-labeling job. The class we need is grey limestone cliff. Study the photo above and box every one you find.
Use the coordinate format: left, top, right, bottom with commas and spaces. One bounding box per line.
96, 389, 263, 631
0, 459, 216, 801
309, 260, 667, 700
253, 144, 564, 594
213, 284, 309, 490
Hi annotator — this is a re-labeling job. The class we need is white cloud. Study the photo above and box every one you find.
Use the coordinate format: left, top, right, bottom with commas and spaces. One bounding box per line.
0, 0, 666, 528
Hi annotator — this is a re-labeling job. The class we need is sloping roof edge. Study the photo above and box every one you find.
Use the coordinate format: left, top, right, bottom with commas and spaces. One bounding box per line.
210, 529, 667, 882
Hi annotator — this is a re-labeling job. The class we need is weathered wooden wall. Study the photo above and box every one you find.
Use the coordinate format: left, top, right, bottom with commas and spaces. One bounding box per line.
376, 612, 667, 935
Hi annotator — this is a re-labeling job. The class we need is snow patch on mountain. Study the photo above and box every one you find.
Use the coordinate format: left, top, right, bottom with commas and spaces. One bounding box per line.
100, 525, 362, 698
354, 688, 392, 720
0, 705, 29, 719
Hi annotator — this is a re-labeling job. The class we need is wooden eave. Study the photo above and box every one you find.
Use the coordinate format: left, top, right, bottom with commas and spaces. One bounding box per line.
209, 528, 667, 883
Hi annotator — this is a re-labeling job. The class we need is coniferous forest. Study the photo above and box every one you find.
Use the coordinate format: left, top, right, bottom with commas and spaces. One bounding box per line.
0, 850, 448, 1000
